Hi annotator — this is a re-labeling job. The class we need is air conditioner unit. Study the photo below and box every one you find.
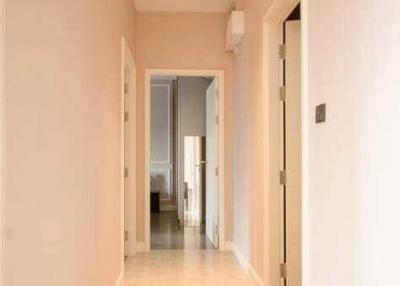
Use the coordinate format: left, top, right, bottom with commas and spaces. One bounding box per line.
226, 11, 245, 53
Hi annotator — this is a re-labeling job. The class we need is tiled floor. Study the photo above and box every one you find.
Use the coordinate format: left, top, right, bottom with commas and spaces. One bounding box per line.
124, 250, 254, 286
151, 211, 213, 250
125, 212, 253, 285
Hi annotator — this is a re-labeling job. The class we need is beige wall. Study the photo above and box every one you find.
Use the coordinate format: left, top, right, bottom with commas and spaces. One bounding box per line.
135, 12, 234, 243
235, 0, 400, 285
304, 0, 400, 285
3, 0, 136, 285
232, 0, 273, 281
303, 1, 357, 283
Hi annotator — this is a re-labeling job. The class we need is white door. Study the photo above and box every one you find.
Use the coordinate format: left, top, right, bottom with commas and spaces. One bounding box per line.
183, 136, 202, 226
285, 20, 302, 286
206, 79, 219, 248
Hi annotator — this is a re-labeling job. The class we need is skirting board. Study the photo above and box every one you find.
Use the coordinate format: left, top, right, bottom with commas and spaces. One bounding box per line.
137, 242, 146, 252
113, 271, 123, 286
232, 243, 264, 286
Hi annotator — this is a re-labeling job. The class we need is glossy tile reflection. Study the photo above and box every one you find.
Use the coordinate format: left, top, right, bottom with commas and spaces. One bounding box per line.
151, 211, 213, 250
124, 250, 254, 286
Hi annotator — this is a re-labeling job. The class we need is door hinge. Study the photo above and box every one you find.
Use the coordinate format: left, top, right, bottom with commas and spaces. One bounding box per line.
124, 83, 129, 94
124, 111, 129, 122
280, 86, 286, 101
279, 44, 286, 60
124, 167, 128, 178
280, 170, 286, 185
280, 263, 287, 279
215, 166, 219, 176
124, 230, 128, 241
216, 115, 219, 125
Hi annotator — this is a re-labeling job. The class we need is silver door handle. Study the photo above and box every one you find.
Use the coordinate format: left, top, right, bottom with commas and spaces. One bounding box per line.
196, 161, 207, 167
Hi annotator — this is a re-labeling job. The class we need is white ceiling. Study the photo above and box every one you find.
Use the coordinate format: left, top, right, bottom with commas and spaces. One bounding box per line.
134, 0, 235, 12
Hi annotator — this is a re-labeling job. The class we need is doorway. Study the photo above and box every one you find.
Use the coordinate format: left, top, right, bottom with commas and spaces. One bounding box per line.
281, 4, 302, 286
263, 1, 302, 286
145, 70, 225, 251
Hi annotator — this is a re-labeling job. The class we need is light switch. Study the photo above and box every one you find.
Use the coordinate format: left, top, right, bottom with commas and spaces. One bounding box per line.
315, 104, 326, 123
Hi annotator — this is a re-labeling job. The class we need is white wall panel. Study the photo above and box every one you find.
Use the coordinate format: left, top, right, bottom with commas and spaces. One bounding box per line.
151, 83, 173, 202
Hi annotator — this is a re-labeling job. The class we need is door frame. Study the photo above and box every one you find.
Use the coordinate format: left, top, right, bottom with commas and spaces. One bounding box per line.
120, 37, 137, 267
144, 69, 225, 251
263, 0, 307, 285
0, 0, 5, 282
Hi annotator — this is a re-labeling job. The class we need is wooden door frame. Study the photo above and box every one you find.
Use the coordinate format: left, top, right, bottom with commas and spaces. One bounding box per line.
120, 37, 137, 268
263, 0, 307, 285
144, 68, 226, 252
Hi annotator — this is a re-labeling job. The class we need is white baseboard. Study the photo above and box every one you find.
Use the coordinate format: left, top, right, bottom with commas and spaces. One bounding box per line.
232, 243, 264, 286
136, 242, 146, 252
113, 271, 123, 286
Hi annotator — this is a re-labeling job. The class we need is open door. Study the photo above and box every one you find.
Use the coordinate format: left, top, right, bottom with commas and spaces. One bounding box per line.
284, 19, 302, 285
205, 78, 219, 248
183, 136, 203, 226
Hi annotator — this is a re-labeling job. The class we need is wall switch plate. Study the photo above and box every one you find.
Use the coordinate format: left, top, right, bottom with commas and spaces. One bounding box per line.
315, 103, 326, 123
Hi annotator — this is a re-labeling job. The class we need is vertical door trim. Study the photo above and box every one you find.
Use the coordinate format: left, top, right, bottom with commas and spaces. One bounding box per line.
121, 37, 137, 267
283, 18, 302, 286
300, 1, 310, 285
262, 0, 302, 285
145, 69, 225, 252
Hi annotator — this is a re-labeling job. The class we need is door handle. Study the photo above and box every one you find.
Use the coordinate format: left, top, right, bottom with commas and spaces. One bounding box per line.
196, 161, 207, 167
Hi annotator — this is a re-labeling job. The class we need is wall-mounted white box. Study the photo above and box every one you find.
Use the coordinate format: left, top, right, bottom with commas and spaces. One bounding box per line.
226, 11, 245, 53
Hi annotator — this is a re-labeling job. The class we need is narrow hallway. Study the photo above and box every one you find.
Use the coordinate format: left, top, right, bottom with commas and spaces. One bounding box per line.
124, 250, 253, 286
4, 0, 400, 285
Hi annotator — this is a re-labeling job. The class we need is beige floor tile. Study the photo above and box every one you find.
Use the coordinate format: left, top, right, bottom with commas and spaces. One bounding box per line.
124, 250, 254, 286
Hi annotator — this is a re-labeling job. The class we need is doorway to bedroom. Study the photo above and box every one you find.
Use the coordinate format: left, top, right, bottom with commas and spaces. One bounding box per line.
149, 74, 222, 250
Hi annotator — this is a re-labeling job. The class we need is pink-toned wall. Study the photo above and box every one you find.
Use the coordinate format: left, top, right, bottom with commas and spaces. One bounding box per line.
232, 0, 273, 280
4, 0, 136, 285
235, 0, 400, 285
135, 12, 234, 243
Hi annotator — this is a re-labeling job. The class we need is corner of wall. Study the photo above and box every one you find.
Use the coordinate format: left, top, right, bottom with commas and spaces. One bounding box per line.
113, 271, 124, 286
232, 243, 264, 286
